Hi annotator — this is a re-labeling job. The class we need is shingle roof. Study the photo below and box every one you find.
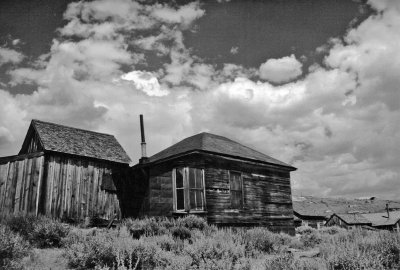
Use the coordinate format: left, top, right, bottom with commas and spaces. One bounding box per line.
362, 211, 400, 227
148, 132, 294, 169
23, 120, 131, 164
293, 202, 333, 218
335, 213, 372, 225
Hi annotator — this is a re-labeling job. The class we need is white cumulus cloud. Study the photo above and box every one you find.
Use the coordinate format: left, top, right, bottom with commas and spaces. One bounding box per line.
120, 71, 169, 97
259, 54, 303, 83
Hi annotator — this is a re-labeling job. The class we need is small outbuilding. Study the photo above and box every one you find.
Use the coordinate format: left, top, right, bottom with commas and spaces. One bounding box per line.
0, 120, 131, 221
325, 213, 372, 229
131, 132, 297, 235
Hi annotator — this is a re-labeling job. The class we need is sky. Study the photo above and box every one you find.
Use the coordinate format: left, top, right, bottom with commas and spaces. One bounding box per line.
0, 0, 399, 199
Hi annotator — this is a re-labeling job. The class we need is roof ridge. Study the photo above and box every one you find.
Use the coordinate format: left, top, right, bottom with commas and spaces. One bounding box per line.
148, 131, 294, 168
32, 119, 115, 137
201, 132, 289, 165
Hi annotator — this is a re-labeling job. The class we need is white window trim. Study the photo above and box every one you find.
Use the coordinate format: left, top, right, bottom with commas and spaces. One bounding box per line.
172, 167, 206, 213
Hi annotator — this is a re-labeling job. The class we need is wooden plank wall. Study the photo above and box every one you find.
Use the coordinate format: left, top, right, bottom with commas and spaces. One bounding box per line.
42, 155, 122, 221
139, 154, 295, 234
0, 154, 44, 215
139, 170, 174, 217
205, 167, 294, 234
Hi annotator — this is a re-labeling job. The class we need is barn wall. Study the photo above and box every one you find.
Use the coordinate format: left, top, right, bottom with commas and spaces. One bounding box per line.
41, 154, 122, 221
0, 153, 45, 215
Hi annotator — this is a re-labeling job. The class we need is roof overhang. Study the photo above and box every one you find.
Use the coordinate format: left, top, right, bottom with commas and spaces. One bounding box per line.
141, 149, 296, 171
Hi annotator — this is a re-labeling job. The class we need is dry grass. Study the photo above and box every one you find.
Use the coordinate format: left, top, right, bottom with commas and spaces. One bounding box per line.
1, 215, 399, 270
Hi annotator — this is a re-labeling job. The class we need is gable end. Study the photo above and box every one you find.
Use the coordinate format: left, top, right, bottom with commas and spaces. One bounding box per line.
19, 122, 44, 154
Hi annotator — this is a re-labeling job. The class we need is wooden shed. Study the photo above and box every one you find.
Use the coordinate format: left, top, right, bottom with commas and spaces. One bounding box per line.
0, 120, 131, 221
131, 132, 297, 235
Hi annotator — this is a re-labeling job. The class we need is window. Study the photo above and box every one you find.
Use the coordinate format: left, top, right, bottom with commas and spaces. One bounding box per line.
173, 167, 205, 212
229, 171, 243, 209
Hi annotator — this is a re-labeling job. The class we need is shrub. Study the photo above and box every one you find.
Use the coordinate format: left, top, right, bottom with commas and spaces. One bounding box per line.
176, 215, 207, 231
264, 254, 322, 270
123, 217, 169, 237
300, 230, 322, 248
30, 216, 70, 248
0, 214, 36, 239
171, 226, 191, 240
320, 230, 400, 270
319, 226, 346, 235
295, 226, 316, 235
184, 230, 246, 269
0, 225, 31, 270
243, 228, 282, 254
0, 214, 70, 248
64, 230, 116, 269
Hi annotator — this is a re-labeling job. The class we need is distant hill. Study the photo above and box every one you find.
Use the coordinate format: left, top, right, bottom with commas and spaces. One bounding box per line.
292, 196, 400, 218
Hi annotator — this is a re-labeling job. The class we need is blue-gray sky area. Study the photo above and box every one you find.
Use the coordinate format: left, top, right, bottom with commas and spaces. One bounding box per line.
0, 0, 398, 199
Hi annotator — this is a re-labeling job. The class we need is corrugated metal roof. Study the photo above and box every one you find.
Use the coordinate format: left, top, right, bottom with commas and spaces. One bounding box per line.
26, 120, 131, 164
148, 132, 295, 169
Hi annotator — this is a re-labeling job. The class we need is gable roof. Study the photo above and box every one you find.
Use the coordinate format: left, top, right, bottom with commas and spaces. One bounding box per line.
362, 211, 400, 227
148, 132, 295, 169
293, 203, 333, 219
328, 211, 400, 227
20, 120, 131, 164
332, 213, 372, 225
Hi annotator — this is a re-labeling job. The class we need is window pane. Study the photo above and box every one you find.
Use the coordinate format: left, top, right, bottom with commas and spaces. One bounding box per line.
176, 189, 184, 210
230, 172, 241, 190
231, 191, 242, 209
190, 190, 204, 210
189, 190, 196, 209
196, 190, 204, 209
195, 169, 203, 188
176, 168, 184, 188
189, 168, 195, 188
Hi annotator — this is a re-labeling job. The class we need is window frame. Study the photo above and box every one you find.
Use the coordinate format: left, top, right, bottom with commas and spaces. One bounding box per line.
172, 167, 206, 213
228, 170, 244, 209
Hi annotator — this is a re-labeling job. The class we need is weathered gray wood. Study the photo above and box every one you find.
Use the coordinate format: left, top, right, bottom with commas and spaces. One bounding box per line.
35, 156, 44, 216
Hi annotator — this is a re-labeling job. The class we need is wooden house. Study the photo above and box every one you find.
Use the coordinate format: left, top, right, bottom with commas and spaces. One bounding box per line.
0, 120, 131, 221
363, 211, 400, 231
326, 211, 400, 231
131, 132, 297, 235
325, 213, 372, 229
292, 200, 333, 229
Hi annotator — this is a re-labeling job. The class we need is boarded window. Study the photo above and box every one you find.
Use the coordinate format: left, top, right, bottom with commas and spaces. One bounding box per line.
173, 167, 205, 212
230, 171, 243, 209
101, 172, 117, 192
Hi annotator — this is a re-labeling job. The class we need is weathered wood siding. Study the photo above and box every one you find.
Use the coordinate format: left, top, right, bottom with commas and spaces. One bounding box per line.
0, 152, 123, 221
0, 153, 45, 215
325, 215, 343, 227
205, 167, 294, 234
41, 154, 121, 221
139, 170, 174, 217
137, 153, 295, 234
293, 215, 326, 229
